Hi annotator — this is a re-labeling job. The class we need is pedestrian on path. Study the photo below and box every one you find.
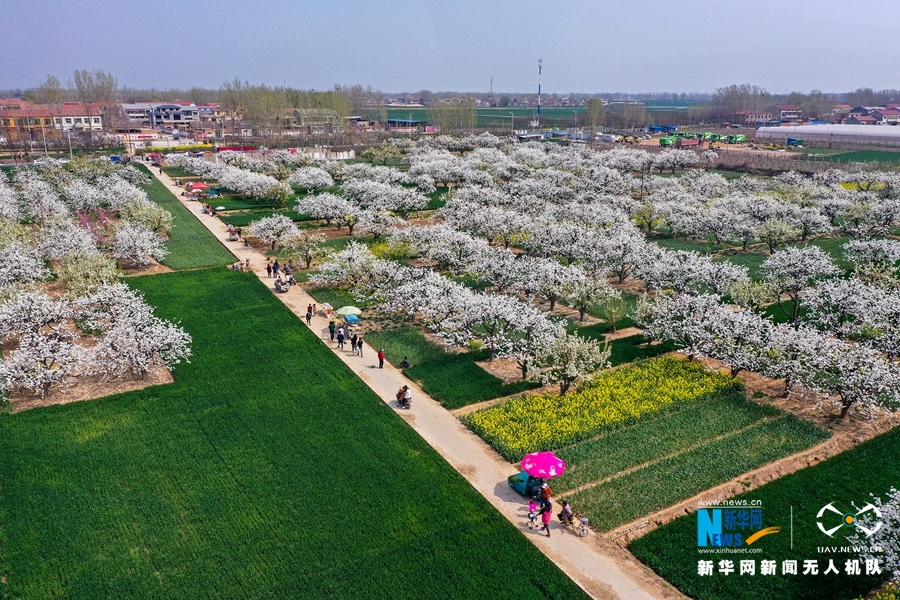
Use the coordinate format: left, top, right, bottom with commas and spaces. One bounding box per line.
273, 260, 280, 277
328, 320, 336, 341
306, 306, 313, 325
357, 336, 364, 357
540, 483, 553, 509
337, 331, 345, 350
378, 348, 385, 368
266, 263, 272, 278
350, 333, 359, 355
528, 499, 539, 529
541, 505, 552, 537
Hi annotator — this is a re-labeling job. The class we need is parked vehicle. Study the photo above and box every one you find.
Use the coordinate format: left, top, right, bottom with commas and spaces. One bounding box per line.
675, 138, 701, 148
507, 471, 545, 499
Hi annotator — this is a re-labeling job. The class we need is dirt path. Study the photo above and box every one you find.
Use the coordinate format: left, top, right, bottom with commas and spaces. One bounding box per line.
148, 168, 684, 600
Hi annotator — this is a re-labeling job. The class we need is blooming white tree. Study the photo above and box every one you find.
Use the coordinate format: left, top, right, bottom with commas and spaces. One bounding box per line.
702, 306, 773, 378
0, 182, 21, 221
279, 229, 328, 269
295, 193, 355, 227
563, 275, 617, 321
0, 290, 80, 398
585, 226, 649, 284
390, 224, 488, 274
0, 243, 51, 291
530, 330, 611, 395
635, 292, 721, 360
760, 246, 840, 323
287, 166, 334, 192
111, 222, 168, 266
847, 487, 900, 582
57, 250, 121, 298
39, 218, 97, 260
638, 248, 746, 295
74, 284, 192, 380
843, 238, 900, 271
812, 336, 900, 419
247, 214, 297, 250
355, 210, 401, 242
117, 198, 174, 235
0, 333, 83, 397
754, 219, 801, 254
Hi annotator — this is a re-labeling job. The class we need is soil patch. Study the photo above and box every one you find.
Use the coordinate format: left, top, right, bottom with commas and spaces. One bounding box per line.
9, 366, 174, 413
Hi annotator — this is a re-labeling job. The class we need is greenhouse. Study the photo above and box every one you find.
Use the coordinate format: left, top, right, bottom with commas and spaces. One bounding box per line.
756, 124, 900, 147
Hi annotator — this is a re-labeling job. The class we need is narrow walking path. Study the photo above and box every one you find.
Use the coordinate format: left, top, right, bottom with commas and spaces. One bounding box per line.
149, 167, 683, 600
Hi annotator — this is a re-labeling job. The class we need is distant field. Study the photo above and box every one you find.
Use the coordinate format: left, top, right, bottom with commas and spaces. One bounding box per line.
791, 148, 900, 164
386, 106, 584, 129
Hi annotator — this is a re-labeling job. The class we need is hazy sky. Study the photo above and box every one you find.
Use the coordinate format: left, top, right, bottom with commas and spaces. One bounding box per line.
2, 0, 897, 94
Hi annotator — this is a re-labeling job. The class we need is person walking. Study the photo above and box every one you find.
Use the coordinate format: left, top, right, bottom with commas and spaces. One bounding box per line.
328, 320, 336, 341
336, 330, 345, 350
266, 263, 272, 278
528, 499, 540, 530
540, 505, 552, 537
305, 306, 313, 325
350, 333, 359, 355
272, 260, 280, 278
356, 336, 364, 357
377, 348, 385, 368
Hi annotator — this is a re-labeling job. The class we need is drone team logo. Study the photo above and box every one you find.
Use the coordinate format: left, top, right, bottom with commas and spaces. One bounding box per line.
816, 502, 883, 538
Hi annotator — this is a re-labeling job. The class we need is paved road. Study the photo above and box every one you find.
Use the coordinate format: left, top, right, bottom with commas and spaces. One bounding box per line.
150, 166, 683, 600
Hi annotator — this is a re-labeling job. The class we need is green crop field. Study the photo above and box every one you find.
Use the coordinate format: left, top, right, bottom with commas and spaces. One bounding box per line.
0, 269, 589, 600
792, 148, 900, 164
218, 209, 314, 228
137, 165, 235, 270
385, 106, 585, 129
629, 426, 900, 600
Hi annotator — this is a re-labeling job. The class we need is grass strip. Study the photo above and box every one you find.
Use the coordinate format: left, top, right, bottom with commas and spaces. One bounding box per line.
136, 164, 235, 270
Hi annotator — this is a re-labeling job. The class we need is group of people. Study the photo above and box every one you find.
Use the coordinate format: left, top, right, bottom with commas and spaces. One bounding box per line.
275, 274, 295, 292
226, 224, 242, 242
395, 385, 412, 409
328, 320, 364, 354
230, 258, 252, 272
527, 484, 573, 538
265, 260, 286, 278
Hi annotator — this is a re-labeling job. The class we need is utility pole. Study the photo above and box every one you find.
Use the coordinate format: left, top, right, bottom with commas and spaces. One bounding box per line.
537, 58, 542, 130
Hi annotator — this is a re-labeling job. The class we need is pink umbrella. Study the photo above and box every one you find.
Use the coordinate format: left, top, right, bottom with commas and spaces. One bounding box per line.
521, 451, 566, 479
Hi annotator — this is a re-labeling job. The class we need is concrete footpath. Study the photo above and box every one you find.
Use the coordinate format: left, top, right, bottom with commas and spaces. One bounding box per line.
150, 167, 683, 600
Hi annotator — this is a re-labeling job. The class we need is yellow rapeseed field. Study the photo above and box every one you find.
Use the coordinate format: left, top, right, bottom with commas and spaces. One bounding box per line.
464, 356, 735, 461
